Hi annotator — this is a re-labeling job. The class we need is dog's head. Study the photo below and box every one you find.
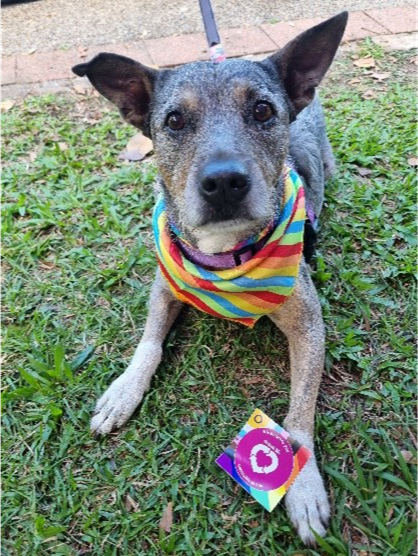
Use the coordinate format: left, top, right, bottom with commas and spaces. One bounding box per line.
73, 12, 347, 251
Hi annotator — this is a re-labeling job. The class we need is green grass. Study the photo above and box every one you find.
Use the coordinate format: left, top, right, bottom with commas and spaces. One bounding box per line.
2, 44, 417, 555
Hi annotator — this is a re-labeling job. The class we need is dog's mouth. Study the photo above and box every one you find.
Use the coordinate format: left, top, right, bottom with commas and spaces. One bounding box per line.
198, 217, 256, 233
198, 204, 253, 227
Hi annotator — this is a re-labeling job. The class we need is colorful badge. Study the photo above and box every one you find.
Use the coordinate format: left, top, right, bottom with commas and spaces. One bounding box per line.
216, 408, 311, 511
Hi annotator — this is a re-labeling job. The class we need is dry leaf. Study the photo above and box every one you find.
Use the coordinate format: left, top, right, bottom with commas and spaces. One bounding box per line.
371, 72, 390, 81
78, 46, 88, 58
407, 157, 418, 166
358, 168, 372, 177
119, 133, 153, 162
221, 513, 239, 523
74, 84, 87, 95
159, 502, 173, 533
1, 100, 15, 112
124, 494, 138, 512
58, 142, 68, 151
362, 89, 376, 100
39, 261, 56, 270
84, 117, 100, 124
400, 450, 416, 463
354, 57, 375, 68
410, 56, 418, 65
348, 78, 361, 85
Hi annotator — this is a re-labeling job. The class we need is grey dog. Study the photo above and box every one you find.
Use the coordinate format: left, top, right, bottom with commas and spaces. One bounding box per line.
73, 11, 348, 546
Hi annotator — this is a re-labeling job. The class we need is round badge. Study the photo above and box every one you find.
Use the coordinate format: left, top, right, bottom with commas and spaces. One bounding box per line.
235, 428, 294, 491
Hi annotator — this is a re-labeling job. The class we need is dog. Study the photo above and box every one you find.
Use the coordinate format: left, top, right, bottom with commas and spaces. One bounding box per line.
73, 11, 348, 546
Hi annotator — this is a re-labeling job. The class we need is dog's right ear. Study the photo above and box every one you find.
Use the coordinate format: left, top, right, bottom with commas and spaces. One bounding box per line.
72, 53, 158, 137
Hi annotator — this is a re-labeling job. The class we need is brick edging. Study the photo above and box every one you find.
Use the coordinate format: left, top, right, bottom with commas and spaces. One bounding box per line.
2, 5, 417, 87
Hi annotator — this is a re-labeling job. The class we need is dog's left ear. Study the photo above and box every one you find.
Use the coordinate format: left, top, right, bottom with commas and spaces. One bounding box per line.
72, 53, 159, 137
263, 11, 348, 114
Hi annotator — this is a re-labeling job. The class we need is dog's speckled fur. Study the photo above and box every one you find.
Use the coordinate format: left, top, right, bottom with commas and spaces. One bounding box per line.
73, 12, 348, 547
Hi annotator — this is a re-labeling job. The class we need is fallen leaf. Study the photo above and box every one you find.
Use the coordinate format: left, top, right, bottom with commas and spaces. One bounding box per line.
1, 100, 15, 112
354, 57, 375, 68
159, 502, 173, 533
371, 72, 390, 81
84, 117, 100, 124
362, 89, 376, 100
124, 494, 138, 512
410, 56, 418, 65
119, 133, 153, 162
39, 261, 56, 270
400, 450, 416, 463
74, 84, 87, 95
348, 78, 361, 85
78, 46, 88, 58
221, 513, 239, 523
357, 168, 373, 177
358, 167, 372, 177
58, 142, 68, 151
407, 157, 418, 166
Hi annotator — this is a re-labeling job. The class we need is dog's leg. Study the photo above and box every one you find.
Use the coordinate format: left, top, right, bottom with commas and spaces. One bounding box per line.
91, 269, 182, 435
269, 262, 328, 546
321, 135, 336, 181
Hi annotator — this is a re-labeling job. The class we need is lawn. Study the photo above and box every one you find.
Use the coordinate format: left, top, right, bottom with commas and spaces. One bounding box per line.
2, 41, 417, 555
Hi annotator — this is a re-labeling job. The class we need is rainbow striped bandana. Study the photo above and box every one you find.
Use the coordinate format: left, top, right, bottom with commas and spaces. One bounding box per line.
153, 163, 306, 327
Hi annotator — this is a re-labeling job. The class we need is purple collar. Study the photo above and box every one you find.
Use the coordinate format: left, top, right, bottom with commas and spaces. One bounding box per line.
175, 226, 275, 270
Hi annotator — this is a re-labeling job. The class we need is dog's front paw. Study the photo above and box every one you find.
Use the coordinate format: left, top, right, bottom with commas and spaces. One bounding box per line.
285, 456, 330, 547
90, 370, 146, 435
91, 342, 162, 435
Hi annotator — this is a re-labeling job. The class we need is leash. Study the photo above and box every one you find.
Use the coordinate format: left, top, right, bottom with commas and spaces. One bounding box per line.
198, 0, 226, 63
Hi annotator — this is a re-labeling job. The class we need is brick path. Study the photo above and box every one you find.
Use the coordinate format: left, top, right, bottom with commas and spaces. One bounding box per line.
2, 5, 416, 98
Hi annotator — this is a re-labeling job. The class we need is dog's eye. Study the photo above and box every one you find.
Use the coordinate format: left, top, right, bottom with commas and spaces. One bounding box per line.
254, 102, 274, 122
166, 111, 185, 131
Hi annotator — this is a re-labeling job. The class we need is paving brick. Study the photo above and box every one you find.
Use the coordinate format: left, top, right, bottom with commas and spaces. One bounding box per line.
366, 6, 417, 34
260, 21, 299, 48
342, 11, 390, 41
272, 11, 390, 43
2, 56, 16, 85
85, 41, 153, 65
16, 50, 80, 84
145, 33, 208, 67
293, 16, 324, 31
222, 26, 277, 57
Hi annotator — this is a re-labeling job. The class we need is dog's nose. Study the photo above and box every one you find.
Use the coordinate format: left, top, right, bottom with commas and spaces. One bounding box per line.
200, 160, 250, 205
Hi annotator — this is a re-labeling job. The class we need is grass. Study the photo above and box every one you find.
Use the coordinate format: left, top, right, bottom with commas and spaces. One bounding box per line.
2, 43, 417, 555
